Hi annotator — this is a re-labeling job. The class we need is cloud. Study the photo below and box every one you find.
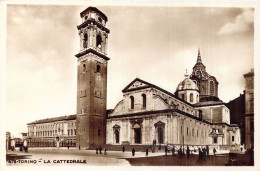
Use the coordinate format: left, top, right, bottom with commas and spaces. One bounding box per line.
218, 9, 254, 35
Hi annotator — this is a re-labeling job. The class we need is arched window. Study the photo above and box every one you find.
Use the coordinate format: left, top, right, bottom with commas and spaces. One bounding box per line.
142, 94, 146, 108
210, 81, 214, 95
96, 64, 100, 72
83, 64, 86, 72
190, 93, 193, 102
96, 34, 102, 48
83, 34, 88, 48
130, 96, 134, 109
71, 129, 73, 135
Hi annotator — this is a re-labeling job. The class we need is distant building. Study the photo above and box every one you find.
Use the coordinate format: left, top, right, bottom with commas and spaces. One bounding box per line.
27, 115, 76, 147
244, 69, 254, 149
6, 132, 11, 150
227, 92, 245, 146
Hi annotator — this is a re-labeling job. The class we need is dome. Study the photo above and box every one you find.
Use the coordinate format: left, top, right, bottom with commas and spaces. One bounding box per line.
176, 78, 198, 92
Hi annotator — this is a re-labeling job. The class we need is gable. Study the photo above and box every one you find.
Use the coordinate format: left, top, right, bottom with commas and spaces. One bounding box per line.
122, 78, 151, 93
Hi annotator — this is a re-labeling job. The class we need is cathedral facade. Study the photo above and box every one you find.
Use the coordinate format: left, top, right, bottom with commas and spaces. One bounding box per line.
106, 53, 240, 147
27, 7, 240, 149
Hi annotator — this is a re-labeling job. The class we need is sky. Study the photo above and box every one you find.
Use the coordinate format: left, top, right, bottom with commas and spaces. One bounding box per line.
6, 5, 254, 136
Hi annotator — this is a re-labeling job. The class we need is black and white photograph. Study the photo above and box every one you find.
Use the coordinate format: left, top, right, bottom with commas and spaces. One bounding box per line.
1, 0, 259, 168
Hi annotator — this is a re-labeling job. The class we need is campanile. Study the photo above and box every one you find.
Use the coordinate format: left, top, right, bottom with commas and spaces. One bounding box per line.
75, 7, 110, 148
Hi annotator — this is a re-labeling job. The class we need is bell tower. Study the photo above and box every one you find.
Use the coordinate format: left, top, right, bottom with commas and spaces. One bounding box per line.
75, 7, 110, 149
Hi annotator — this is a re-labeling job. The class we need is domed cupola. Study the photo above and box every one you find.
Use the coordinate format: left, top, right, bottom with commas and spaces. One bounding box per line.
175, 70, 200, 104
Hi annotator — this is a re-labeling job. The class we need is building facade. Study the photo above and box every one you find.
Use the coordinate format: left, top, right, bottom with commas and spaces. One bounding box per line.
227, 92, 245, 146
27, 115, 76, 147
244, 69, 254, 150
106, 52, 240, 147
6, 132, 11, 150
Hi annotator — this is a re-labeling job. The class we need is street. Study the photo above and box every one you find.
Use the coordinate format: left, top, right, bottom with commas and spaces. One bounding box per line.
6, 148, 238, 166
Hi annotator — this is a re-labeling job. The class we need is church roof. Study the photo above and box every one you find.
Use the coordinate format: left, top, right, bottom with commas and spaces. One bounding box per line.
27, 114, 76, 125
176, 78, 199, 92
122, 78, 194, 107
80, 6, 108, 21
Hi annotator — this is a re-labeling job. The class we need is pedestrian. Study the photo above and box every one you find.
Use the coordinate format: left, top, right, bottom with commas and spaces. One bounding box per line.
213, 148, 217, 156
99, 146, 102, 154
202, 147, 206, 162
132, 148, 135, 156
146, 148, 148, 156
197, 148, 202, 163
104, 147, 107, 155
79, 145, 81, 150
172, 146, 175, 156
165, 146, 168, 156
96, 147, 98, 154
186, 146, 190, 159
122, 146, 125, 152
68, 145, 70, 150
206, 145, 209, 156
178, 148, 182, 158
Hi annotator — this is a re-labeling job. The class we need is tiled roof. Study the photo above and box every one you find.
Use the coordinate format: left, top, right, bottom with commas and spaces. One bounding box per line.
27, 114, 76, 125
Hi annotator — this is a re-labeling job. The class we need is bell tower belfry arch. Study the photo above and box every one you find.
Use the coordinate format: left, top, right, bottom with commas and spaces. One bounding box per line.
75, 7, 110, 149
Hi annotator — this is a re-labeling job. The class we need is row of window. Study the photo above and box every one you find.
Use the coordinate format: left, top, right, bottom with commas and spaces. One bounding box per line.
180, 126, 210, 138
83, 34, 102, 49
181, 93, 199, 103
129, 94, 146, 109
33, 129, 76, 137
82, 63, 101, 72
29, 122, 76, 131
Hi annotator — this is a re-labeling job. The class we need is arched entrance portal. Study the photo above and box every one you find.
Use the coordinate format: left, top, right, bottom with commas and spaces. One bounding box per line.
154, 121, 165, 144
157, 127, 164, 144
113, 125, 120, 144
133, 123, 141, 144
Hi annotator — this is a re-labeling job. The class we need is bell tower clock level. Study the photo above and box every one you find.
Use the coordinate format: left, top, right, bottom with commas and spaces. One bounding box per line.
75, 7, 110, 149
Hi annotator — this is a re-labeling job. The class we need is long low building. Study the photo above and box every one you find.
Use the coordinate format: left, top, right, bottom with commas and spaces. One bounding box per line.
27, 115, 76, 147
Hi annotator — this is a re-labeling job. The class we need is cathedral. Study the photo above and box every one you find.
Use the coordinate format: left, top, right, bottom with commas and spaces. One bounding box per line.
27, 7, 240, 149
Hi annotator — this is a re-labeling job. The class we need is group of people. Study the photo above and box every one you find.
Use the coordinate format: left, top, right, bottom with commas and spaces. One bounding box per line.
96, 146, 107, 155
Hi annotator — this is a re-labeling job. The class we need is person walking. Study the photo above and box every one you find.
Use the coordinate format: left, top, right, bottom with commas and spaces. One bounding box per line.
99, 146, 102, 154
146, 148, 148, 156
172, 146, 175, 156
202, 147, 206, 162
186, 146, 190, 159
96, 147, 99, 154
122, 146, 125, 152
132, 148, 135, 156
213, 148, 217, 156
104, 147, 107, 155
197, 148, 202, 163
